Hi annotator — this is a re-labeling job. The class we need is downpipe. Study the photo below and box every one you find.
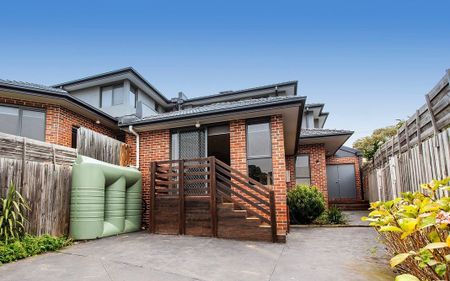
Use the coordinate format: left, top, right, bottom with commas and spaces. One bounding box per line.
128, 125, 140, 169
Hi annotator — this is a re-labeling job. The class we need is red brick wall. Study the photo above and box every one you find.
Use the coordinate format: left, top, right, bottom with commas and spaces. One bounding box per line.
286, 143, 363, 203
133, 130, 171, 228
298, 144, 328, 202
285, 155, 296, 190
0, 96, 116, 147
326, 155, 362, 201
229, 120, 247, 174
46, 105, 116, 147
270, 115, 287, 238
229, 117, 288, 239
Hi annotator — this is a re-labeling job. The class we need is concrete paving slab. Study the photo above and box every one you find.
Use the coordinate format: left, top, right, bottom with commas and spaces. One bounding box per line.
0, 228, 393, 281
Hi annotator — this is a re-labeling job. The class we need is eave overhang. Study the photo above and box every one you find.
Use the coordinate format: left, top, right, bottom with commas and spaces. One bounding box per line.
122, 96, 306, 155
299, 131, 353, 156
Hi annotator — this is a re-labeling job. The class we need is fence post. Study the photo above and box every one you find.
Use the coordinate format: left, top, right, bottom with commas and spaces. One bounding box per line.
178, 160, 185, 235
150, 162, 156, 233
269, 190, 277, 243
21, 137, 27, 188
209, 157, 217, 237
425, 94, 440, 147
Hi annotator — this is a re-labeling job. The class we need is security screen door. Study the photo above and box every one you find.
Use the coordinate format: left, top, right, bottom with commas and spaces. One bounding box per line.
172, 129, 207, 195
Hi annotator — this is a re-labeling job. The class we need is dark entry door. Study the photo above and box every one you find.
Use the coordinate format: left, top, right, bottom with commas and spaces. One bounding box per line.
326, 164, 356, 200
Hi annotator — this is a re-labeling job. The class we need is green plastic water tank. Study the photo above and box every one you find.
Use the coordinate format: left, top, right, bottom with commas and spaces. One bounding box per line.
70, 155, 142, 240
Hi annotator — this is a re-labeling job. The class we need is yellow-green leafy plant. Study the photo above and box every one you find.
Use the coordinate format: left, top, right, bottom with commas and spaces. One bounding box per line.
364, 177, 450, 280
0, 182, 29, 244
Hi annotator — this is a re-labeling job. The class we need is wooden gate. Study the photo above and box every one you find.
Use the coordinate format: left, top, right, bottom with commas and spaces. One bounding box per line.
150, 157, 217, 236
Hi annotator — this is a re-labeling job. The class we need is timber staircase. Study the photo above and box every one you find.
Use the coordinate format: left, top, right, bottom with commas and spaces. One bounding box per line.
149, 157, 278, 242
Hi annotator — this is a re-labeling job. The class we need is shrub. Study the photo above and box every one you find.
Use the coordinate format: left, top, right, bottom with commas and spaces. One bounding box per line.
0, 182, 29, 243
0, 235, 71, 264
326, 205, 346, 224
313, 205, 346, 225
287, 184, 325, 224
364, 177, 450, 281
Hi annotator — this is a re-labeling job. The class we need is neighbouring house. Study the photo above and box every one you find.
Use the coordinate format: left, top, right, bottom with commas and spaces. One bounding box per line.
0, 67, 363, 242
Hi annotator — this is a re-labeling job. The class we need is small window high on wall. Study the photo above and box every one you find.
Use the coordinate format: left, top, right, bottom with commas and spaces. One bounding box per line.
101, 84, 124, 107
247, 121, 273, 185
296, 155, 311, 185
0, 105, 45, 141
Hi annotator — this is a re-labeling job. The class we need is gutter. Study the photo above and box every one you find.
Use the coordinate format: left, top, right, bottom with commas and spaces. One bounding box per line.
0, 84, 117, 124
119, 96, 306, 127
128, 125, 140, 169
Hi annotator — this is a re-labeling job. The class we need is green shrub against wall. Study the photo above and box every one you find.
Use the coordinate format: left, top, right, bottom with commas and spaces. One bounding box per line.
287, 184, 326, 224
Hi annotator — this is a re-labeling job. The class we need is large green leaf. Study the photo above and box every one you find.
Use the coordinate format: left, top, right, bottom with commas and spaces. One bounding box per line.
379, 226, 403, 232
391, 253, 411, 267
423, 242, 448, 250
395, 274, 420, 281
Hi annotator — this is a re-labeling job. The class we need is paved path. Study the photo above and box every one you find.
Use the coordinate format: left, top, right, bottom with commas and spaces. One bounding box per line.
343, 210, 370, 226
1, 227, 393, 281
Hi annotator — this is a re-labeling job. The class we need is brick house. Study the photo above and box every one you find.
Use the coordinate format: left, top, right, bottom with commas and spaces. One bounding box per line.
0, 68, 362, 242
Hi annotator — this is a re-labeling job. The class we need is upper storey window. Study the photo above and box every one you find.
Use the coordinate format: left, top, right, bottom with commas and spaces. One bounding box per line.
101, 84, 124, 107
129, 85, 137, 108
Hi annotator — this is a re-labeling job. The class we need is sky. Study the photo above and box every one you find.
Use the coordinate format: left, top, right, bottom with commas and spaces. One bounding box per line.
0, 0, 449, 145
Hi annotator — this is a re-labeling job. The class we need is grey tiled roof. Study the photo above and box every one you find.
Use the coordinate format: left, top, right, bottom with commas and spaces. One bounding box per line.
300, 128, 353, 138
120, 95, 304, 125
0, 79, 67, 94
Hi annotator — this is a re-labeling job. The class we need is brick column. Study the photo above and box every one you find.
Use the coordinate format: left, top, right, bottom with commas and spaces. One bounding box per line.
229, 120, 247, 174
138, 130, 170, 228
270, 115, 287, 240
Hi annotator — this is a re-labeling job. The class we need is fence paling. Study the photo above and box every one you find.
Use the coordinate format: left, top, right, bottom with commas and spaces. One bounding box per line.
364, 71, 450, 202
76, 127, 130, 166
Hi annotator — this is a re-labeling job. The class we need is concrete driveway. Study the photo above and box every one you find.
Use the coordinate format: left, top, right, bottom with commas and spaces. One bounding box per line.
0, 228, 393, 281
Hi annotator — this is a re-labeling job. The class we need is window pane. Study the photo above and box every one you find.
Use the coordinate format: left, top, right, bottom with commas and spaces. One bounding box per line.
129, 86, 137, 107
21, 110, 45, 141
0, 105, 19, 135
247, 122, 271, 158
113, 85, 124, 105
296, 155, 310, 178
248, 158, 273, 185
171, 132, 179, 160
296, 178, 311, 185
101, 86, 113, 107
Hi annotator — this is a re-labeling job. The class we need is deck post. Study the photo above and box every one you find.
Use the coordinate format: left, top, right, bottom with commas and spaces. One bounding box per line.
179, 160, 185, 235
269, 190, 277, 242
209, 156, 218, 237
150, 162, 156, 233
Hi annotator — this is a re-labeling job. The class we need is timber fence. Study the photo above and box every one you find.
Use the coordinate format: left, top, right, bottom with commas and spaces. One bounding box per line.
364, 70, 450, 202
76, 127, 130, 166
0, 127, 131, 236
0, 132, 77, 236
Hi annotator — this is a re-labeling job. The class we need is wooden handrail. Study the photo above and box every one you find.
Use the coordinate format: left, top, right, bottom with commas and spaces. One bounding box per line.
215, 158, 270, 194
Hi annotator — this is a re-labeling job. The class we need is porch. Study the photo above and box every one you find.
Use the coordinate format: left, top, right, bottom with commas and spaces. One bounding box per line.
149, 157, 279, 242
